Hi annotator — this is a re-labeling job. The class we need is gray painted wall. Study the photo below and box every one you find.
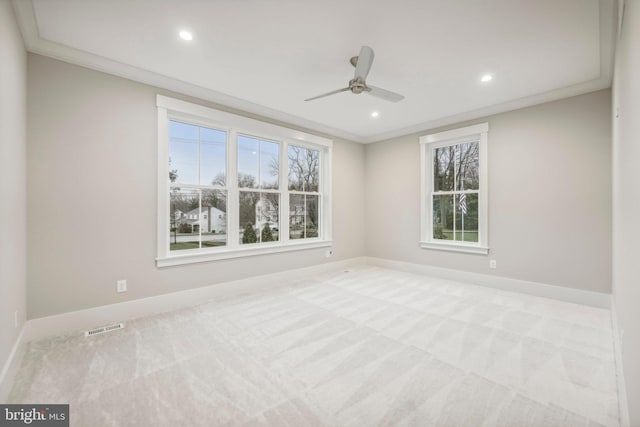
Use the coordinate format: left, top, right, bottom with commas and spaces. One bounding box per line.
612, 0, 640, 423
27, 54, 365, 319
365, 90, 612, 294
0, 0, 27, 370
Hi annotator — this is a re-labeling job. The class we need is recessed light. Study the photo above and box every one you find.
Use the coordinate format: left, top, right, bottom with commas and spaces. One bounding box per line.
371, 111, 380, 118
480, 74, 493, 83
179, 30, 193, 41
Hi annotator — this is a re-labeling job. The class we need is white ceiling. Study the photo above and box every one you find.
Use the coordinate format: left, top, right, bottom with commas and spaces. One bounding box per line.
13, 0, 615, 143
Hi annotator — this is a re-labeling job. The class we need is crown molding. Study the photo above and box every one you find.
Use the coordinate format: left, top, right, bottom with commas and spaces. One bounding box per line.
10, 0, 364, 143
11, 0, 615, 145
361, 77, 612, 144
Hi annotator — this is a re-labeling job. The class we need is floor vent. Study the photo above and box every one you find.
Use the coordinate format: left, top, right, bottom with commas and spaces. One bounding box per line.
85, 322, 124, 337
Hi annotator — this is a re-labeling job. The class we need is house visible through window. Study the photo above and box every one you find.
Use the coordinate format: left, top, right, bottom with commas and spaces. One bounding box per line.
237, 135, 280, 244
169, 121, 227, 251
157, 95, 333, 266
420, 123, 488, 254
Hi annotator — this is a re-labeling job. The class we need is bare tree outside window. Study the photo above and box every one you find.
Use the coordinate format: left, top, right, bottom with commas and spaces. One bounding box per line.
432, 141, 479, 242
288, 146, 319, 191
288, 145, 320, 239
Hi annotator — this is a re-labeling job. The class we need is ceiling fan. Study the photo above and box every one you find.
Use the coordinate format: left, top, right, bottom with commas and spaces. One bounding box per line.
305, 46, 405, 103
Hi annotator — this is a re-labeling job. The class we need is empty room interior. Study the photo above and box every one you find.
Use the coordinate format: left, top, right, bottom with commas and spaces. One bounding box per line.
1, 0, 639, 425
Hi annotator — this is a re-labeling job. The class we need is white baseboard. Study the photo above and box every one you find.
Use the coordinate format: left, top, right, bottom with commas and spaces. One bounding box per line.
23, 256, 366, 344
2, 255, 613, 402
0, 256, 365, 399
0, 326, 27, 403
611, 301, 631, 427
365, 257, 611, 309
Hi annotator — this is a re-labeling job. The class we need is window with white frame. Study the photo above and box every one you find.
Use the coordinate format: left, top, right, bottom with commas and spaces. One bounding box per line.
420, 123, 488, 254
157, 95, 332, 267
288, 144, 321, 239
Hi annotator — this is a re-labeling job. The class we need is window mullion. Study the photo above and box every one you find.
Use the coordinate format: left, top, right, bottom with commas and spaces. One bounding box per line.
281, 141, 290, 243
227, 130, 239, 248
198, 189, 202, 249
197, 127, 202, 186
303, 194, 307, 238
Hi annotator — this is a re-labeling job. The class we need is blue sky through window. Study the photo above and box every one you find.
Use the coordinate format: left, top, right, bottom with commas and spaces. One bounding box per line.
237, 135, 279, 189
169, 120, 226, 185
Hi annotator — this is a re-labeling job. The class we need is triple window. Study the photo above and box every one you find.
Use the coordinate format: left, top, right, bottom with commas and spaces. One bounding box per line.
157, 96, 332, 266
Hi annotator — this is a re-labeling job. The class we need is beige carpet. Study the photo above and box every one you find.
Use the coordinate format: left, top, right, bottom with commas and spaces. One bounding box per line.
9, 266, 619, 426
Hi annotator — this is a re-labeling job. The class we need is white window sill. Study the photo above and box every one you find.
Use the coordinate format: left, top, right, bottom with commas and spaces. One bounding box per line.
420, 241, 489, 255
157, 240, 333, 267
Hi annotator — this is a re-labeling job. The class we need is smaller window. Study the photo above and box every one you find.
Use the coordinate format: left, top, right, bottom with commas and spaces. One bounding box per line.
420, 123, 489, 254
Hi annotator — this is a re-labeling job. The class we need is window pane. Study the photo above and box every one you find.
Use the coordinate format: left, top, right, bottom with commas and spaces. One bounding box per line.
455, 193, 478, 242
169, 188, 228, 250
169, 121, 198, 185
433, 146, 454, 192
201, 189, 227, 247
289, 194, 305, 239
239, 191, 260, 244
305, 195, 319, 238
457, 141, 479, 190
260, 140, 279, 189
170, 188, 200, 251
238, 136, 280, 189
289, 194, 319, 239
288, 145, 320, 192
432, 194, 453, 240
200, 127, 227, 186
239, 191, 279, 244
238, 136, 259, 188
258, 193, 279, 242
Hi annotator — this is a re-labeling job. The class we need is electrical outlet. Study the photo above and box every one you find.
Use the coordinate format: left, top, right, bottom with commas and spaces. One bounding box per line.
489, 259, 497, 269
116, 279, 127, 293
14, 310, 18, 329
325, 249, 334, 258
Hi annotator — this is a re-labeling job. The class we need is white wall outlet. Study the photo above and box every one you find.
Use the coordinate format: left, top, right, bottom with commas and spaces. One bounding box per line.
489, 259, 497, 269
116, 279, 127, 293
325, 249, 334, 258
14, 310, 18, 329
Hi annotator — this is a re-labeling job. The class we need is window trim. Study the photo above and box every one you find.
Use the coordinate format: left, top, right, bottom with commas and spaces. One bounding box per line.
419, 123, 489, 255
156, 95, 332, 267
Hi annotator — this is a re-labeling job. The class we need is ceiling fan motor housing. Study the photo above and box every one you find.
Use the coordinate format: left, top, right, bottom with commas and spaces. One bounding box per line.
349, 77, 367, 94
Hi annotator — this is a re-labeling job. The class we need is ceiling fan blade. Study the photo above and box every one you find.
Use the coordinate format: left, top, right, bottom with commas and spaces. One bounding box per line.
366, 85, 405, 103
354, 45, 374, 81
304, 87, 350, 101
